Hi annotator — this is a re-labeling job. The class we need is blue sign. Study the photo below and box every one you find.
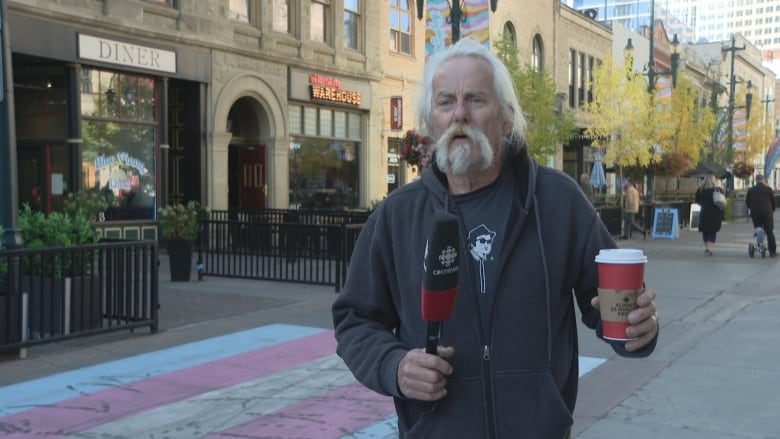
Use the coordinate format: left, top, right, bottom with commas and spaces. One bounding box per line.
651, 208, 679, 240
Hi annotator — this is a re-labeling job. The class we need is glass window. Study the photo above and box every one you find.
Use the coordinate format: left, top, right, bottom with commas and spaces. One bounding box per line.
13, 58, 69, 140
230, 0, 249, 22
503, 21, 517, 46
532, 34, 544, 71
344, 0, 361, 50
348, 112, 361, 139
390, 0, 412, 55
289, 137, 359, 209
273, 0, 291, 33
303, 107, 318, 135
289, 105, 302, 134
311, 0, 329, 43
334, 111, 346, 138
320, 109, 333, 137
146, 0, 173, 5
80, 68, 158, 221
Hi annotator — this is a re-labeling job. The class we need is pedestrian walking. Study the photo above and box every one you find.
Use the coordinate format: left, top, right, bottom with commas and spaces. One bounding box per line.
622, 179, 646, 239
580, 172, 594, 203
746, 174, 777, 257
332, 38, 659, 439
694, 175, 724, 256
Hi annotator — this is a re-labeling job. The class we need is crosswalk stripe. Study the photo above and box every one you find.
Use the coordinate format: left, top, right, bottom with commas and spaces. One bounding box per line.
0, 323, 325, 417
0, 325, 607, 438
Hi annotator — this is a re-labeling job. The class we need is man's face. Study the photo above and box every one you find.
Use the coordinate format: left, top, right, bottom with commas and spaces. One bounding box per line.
430, 56, 513, 175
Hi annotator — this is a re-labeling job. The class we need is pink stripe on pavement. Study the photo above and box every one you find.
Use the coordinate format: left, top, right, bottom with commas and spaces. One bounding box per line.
0, 331, 337, 438
207, 381, 395, 439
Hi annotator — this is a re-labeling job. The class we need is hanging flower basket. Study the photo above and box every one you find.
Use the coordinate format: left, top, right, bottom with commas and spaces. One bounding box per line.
732, 160, 755, 179
399, 130, 433, 172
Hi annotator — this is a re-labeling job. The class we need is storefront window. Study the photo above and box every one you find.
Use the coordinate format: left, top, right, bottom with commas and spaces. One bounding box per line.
80, 68, 158, 221
289, 104, 362, 210
289, 138, 359, 209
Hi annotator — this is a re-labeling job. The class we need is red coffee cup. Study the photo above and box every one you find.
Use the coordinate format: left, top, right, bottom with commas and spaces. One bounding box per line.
595, 249, 647, 340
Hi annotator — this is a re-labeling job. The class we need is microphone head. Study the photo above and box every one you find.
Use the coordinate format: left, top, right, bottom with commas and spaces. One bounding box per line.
421, 210, 460, 321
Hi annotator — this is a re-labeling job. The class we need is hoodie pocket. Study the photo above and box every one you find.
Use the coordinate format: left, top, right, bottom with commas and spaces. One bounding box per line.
403, 376, 486, 439
491, 368, 573, 438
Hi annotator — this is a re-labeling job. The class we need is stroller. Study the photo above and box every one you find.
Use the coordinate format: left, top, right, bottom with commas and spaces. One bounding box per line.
748, 227, 768, 258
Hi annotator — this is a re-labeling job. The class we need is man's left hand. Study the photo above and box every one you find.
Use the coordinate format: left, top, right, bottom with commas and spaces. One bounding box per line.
591, 288, 658, 352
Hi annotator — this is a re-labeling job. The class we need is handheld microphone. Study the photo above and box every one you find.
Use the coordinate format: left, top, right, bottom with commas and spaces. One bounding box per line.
421, 210, 460, 355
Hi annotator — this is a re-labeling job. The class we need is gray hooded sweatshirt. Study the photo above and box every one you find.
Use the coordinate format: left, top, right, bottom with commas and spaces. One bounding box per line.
333, 146, 656, 438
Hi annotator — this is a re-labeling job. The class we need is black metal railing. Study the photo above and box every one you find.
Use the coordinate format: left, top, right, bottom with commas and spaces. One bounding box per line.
0, 240, 159, 353
197, 217, 365, 292
208, 208, 370, 226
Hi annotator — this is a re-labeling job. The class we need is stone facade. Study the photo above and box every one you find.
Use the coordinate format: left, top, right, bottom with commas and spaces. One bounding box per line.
6, 0, 645, 216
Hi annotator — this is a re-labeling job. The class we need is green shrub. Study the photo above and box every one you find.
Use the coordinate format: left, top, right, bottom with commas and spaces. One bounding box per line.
63, 190, 108, 223
18, 204, 100, 277
158, 201, 205, 241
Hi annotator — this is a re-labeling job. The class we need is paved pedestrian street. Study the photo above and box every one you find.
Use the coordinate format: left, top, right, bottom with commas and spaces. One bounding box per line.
0, 324, 605, 438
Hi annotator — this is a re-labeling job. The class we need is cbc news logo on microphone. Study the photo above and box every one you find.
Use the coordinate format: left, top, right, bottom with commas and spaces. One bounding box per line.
433, 245, 458, 276
424, 242, 459, 275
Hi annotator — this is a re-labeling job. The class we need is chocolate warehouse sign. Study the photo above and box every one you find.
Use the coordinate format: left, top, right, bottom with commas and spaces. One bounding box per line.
289, 68, 371, 111
78, 34, 176, 74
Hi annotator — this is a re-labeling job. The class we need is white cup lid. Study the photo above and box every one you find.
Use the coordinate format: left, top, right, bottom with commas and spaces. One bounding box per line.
595, 248, 647, 264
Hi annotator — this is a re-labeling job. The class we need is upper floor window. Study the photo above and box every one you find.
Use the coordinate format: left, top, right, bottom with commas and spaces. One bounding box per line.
390, 0, 413, 55
532, 34, 544, 71
273, 0, 292, 33
146, 0, 173, 5
503, 21, 517, 47
344, 0, 361, 50
311, 0, 330, 43
230, 0, 250, 23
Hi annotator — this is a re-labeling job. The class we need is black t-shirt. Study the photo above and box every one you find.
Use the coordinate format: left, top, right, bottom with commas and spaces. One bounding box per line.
453, 168, 516, 337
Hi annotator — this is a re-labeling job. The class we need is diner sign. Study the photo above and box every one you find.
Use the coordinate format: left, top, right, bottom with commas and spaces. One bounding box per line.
78, 34, 176, 74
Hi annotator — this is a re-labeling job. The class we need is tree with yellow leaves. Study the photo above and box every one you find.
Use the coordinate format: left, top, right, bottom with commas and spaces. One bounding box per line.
664, 74, 716, 170
585, 52, 653, 182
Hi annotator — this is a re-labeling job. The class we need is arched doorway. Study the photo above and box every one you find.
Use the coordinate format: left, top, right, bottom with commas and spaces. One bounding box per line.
227, 97, 272, 210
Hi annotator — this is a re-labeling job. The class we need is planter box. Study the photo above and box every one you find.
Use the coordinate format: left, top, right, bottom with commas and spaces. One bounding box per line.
0, 292, 21, 345
167, 239, 193, 282
21, 274, 101, 338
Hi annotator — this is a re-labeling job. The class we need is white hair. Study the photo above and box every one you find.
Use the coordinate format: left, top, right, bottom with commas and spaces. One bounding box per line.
415, 38, 527, 152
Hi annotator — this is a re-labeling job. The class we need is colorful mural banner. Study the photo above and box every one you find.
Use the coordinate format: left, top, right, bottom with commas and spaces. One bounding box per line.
425, 0, 490, 59
732, 109, 748, 150
765, 137, 780, 177
654, 76, 673, 125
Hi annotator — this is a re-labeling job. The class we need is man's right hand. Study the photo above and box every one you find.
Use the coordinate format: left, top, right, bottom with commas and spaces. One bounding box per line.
397, 346, 455, 401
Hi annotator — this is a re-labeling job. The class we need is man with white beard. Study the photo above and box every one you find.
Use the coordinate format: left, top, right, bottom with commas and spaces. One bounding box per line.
333, 38, 659, 439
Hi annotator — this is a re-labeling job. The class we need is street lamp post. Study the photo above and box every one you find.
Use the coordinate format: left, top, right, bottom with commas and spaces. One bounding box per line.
723, 35, 747, 170
0, 0, 21, 249
644, 9, 681, 206
761, 94, 774, 152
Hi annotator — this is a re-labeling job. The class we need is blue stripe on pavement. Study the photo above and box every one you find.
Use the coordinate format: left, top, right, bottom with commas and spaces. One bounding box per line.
0, 324, 326, 416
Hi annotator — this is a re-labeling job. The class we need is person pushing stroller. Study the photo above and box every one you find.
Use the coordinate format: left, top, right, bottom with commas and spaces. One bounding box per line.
746, 174, 777, 258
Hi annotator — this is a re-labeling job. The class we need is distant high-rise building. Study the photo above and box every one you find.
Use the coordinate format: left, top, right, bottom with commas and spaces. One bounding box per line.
563, 0, 694, 42
564, 0, 780, 76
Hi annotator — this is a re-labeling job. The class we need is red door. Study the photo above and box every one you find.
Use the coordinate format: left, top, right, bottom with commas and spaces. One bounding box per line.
239, 145, 267, 209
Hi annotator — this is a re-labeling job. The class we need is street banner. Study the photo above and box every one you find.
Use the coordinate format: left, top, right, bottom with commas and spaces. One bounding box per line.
425, 0, 490, 59
733, 109, 748, 150
390, 96, 403, 131
654, 76, 672, 106
764, 137, 780, 177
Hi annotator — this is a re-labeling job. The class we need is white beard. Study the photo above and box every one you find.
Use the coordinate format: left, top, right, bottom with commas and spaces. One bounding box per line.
434, 125, 494, 176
